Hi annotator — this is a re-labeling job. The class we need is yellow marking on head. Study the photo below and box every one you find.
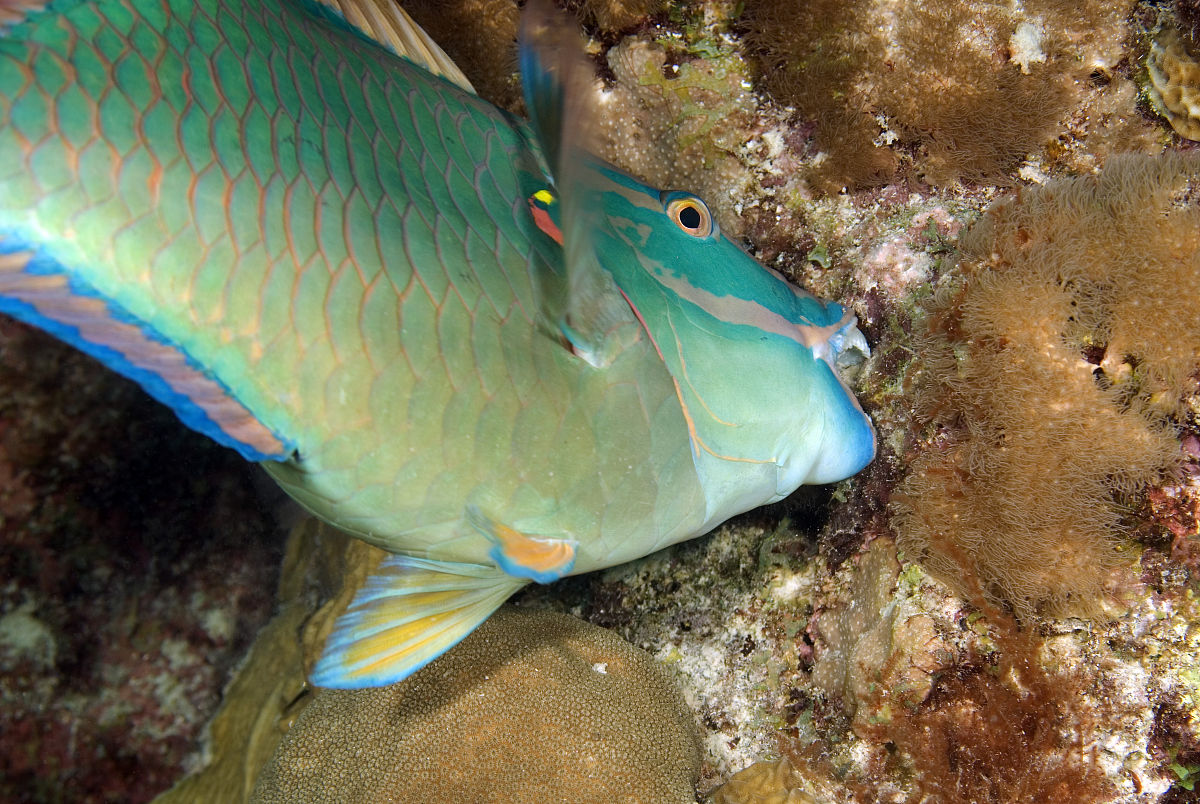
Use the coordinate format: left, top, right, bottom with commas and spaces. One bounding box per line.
533, 189, 555, 205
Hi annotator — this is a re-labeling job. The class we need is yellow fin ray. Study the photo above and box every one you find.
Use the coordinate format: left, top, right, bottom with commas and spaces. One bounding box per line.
311, 555, 525, 688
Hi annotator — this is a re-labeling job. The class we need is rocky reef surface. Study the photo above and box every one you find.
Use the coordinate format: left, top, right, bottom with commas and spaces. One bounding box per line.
0, 324, 284, 803
3, 1, 1200, 802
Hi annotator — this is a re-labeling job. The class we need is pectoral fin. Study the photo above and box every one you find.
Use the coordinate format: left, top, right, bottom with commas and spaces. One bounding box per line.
310, 555, 525, 689
520, 1, 638, 367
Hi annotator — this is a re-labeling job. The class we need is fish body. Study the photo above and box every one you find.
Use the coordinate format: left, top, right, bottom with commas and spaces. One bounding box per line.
0, 0, 874, 686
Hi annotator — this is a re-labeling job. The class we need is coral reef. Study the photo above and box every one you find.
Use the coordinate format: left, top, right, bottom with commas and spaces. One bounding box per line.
162, 520, 702, 803
9, 2, 1200, 802
154, 520, 340, 803
1148, 25, 1200, 141
0, 322, 282, 804
398, 0, 667, 113
1177, 0, 1200, 42
709, 535, 1200, 802
513, 506, 837, 790
891, 153, 1200, 620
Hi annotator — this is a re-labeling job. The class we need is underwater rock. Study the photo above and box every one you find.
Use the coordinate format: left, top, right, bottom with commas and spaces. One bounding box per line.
153, 601, 310, 803
809, 539, 945, 731
0, 321, 281, 804
1148, 26, 1200, 141
252, 605, 702, 803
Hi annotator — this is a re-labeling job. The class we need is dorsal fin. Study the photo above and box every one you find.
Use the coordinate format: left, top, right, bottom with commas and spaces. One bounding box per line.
317, 0, 476, 93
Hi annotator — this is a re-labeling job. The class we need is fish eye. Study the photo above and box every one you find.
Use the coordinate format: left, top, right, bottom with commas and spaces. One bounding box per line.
664, 195, 714, 238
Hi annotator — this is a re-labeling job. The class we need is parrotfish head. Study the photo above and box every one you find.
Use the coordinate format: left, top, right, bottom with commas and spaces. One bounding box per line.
581, 159, 876, 517
517, 0, 874, 520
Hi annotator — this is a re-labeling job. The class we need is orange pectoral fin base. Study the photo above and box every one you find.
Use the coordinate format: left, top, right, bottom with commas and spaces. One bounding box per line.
467, 506, 577, 583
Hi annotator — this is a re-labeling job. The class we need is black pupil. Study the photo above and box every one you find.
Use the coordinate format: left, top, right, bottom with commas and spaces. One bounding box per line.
678, 205, 702, 230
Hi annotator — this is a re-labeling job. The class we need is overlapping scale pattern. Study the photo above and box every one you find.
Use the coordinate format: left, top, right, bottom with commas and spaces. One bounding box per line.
0, 0, 707, 573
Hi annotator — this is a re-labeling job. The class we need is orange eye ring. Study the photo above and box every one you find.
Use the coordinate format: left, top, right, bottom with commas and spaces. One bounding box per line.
665, 195, 714, 238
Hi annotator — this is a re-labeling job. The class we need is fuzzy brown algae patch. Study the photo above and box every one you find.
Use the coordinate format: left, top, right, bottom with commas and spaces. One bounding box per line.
739, 0, 1135, 190
892, 154, 1200, 621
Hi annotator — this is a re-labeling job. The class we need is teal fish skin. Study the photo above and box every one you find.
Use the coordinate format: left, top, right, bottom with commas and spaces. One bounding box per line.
0, 0, 874, 687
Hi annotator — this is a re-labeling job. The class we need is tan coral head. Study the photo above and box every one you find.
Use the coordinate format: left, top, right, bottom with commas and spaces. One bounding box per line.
1148, 26, 1200, 140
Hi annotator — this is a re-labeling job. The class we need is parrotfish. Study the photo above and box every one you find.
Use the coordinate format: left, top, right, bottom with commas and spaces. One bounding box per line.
0, 0, 874, 687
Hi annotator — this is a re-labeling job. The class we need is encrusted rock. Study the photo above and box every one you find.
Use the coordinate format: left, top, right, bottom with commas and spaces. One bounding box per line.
709, 759, 816, 804
810, 539, 945, 731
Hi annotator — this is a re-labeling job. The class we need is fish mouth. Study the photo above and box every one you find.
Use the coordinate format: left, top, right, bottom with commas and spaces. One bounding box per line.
830, 318, 871, 369
802, 314, 877, 485
809, 310, 871, 376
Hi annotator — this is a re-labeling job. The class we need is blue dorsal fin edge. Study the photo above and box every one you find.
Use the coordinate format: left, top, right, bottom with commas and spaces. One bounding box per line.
0, 240, 293, 463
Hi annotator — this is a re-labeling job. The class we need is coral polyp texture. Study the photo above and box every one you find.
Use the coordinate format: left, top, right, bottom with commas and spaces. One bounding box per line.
251, 604, 702, 803
891, 153, 1200, 620
1148, 26, 1200, 141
